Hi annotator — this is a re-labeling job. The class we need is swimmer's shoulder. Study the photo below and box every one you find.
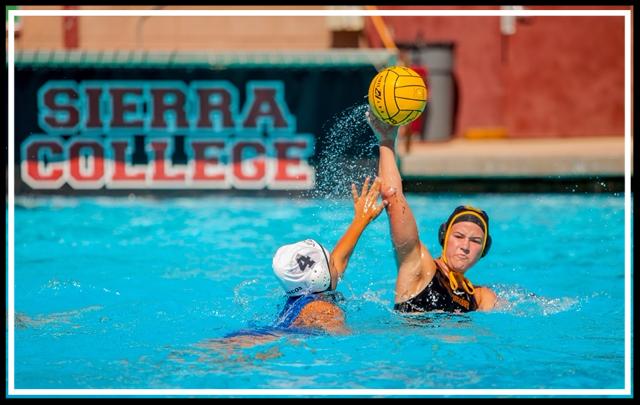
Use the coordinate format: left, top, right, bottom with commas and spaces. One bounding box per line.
292, 299, 346, 333
474, 286, 497, 311
298, 299, 344, 321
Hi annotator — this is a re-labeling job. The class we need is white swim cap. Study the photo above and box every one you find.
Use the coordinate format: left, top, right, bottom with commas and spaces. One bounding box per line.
272, 239, 332, 297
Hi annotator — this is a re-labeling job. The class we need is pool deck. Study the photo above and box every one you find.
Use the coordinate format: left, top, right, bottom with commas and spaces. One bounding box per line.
397, 136, 629, 178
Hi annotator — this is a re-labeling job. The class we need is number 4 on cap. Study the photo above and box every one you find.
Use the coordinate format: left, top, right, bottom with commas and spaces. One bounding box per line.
296, 255, 315, 271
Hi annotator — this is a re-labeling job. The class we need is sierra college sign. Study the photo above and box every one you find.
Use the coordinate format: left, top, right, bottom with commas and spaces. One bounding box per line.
21, 80, 315, 190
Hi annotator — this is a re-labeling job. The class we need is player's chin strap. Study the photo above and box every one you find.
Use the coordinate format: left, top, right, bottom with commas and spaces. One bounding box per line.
437, 258, 475, 295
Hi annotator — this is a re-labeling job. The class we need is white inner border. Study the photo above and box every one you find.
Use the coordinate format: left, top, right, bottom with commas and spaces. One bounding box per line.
7, 7, 632, 398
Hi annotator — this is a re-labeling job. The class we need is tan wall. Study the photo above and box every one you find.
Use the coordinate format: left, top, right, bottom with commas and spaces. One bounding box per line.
15, 6, 337, 51
13, 6, 64, 50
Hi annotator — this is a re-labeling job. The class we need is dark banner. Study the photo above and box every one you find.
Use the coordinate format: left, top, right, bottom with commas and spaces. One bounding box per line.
13, 65, 379, 195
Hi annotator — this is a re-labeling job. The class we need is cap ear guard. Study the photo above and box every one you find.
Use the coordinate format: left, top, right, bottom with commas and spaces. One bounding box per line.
438, 221, 447, 247
481, 234, 492, 257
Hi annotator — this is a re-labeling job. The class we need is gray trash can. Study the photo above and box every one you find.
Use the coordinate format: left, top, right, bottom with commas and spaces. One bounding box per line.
417, 43, 456, 141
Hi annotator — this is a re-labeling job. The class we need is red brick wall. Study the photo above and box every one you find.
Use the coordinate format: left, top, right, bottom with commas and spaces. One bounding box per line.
504, 14, 625, 138
370, 6, 628, 138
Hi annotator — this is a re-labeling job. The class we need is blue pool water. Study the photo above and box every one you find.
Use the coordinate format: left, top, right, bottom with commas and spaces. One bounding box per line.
11, 193, 629, 391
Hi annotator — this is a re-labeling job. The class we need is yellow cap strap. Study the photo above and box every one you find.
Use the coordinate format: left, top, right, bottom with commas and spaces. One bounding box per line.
447, 270, 475, 296
448, 272, 458, 291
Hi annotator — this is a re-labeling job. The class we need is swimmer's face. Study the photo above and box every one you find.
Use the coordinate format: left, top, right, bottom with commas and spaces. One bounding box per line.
444, 221, 485, 273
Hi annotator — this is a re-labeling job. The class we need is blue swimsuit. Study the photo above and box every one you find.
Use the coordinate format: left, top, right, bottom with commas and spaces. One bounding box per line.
224, 292, 341, 338
274, 294, 324, 328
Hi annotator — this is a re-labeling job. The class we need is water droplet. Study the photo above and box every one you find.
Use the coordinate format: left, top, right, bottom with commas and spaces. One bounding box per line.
310, 102, 377, 200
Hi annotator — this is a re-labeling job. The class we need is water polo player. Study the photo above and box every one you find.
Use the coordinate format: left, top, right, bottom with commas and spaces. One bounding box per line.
271, 176, 388, 333
216, 176, 388, 348
366, 109, 498, 312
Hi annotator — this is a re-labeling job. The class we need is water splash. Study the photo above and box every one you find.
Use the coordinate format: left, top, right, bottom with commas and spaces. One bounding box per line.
493, 284, 580, 316
360, 288, 392, 308
232, 279, 259, 311
310, 102, 378, 200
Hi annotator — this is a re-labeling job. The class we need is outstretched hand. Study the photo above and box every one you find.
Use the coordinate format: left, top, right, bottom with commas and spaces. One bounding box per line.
365, 107, 399, 143
351, 176, 388, 225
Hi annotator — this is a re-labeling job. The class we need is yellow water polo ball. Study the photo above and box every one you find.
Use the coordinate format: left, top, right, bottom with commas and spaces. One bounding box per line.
368, 65, 428, 126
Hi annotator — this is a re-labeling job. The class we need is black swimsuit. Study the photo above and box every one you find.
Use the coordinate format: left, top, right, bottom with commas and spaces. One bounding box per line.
394, 262, 478, 313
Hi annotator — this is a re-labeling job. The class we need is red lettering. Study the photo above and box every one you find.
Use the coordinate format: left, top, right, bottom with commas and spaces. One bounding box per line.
191, 141, 226, 181
19, 136, 316, 191
68, 141, 105, 189
84, 87, 103, 129
150, 88, 189, 129
150, 141, 186, 182
232, 142, 266, 182
69, 141, 104, 181
24, 141, 64, 182
196, 88, 234, 129
37, 81, 301, 134
110, 141, 146, 182
274, 141, 309, 182
43, 88, 79, 128
109, 88, 144, 128
242, 88, 288, 129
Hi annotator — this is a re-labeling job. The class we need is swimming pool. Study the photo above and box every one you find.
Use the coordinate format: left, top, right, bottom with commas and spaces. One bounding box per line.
10, 193, 629, 394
